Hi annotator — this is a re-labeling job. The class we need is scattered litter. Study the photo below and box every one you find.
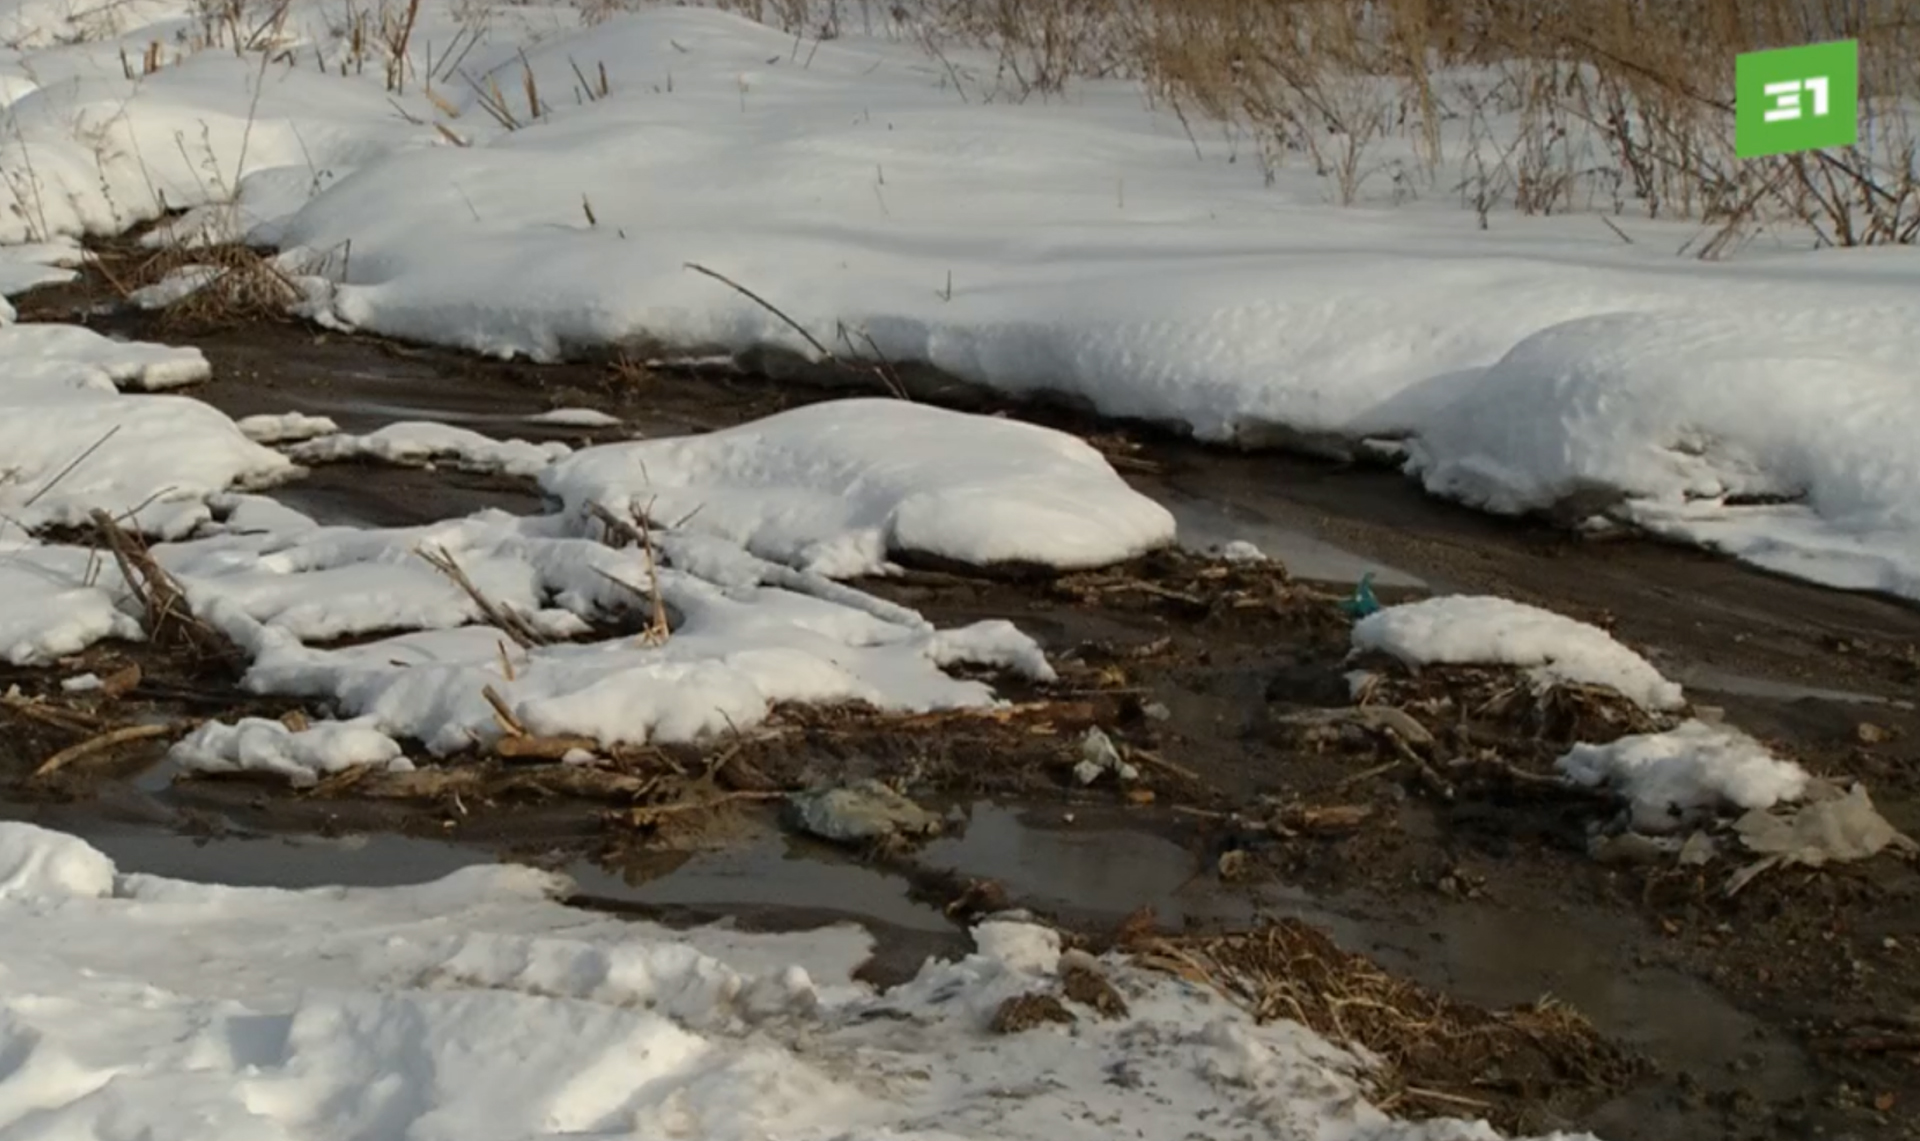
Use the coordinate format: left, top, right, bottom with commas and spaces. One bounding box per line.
1338, 571, 1380, 618
1677, 831, 1716, 866
1557, 720, 1808, 833
1728, 782, 1918, 894
1073, 726, 1139, 786
1139, 700, 1171, 722
784, 779, 943, 845
1588, 832, 1673, 866
59, 674, 102, 693
1856, 721, 1892, 745
1220, 540, 1265, 563
1275, 704, 1436, 749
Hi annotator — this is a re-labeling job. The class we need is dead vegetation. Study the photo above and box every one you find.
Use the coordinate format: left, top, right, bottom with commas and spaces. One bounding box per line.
1260, 653, 1674, 811
88, 239, 303, 334
705, 0, 1920, 248
1129, 919, 1642, 1131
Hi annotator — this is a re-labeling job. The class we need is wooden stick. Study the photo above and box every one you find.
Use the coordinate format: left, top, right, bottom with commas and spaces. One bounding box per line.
481, 685, 526, 737
494, 734, 598, 761
34, 722, 181, 778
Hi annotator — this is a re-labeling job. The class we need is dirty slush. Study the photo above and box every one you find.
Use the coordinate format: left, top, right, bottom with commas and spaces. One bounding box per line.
1, 257, 1913, 1141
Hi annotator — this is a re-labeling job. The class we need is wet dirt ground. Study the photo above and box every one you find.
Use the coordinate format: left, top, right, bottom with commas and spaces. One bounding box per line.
6, 284, 1920, 1139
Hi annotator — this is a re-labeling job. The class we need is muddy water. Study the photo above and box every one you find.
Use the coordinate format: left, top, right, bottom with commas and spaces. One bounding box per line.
15, 314, 1917, 1136
1154, 488, 1426, 587
1, 789, 1817, 1131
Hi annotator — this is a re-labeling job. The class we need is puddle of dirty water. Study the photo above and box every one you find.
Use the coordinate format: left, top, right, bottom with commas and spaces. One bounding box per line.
918, 803, 1205, 924
1, 788, 1815, 1119
572, 835, 953, 934
1365, 899, 1810, 1096
0, 800, 952, 934
1152, 489, 1425, 588
1665, 660, 1914, 709
917, 803, 1345, 933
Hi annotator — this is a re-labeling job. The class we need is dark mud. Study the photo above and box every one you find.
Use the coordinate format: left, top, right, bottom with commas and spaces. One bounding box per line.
5, 292, 1919, 1138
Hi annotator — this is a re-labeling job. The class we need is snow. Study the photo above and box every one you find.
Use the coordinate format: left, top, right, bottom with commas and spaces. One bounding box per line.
136, 496, 1050, 753
0, 823, 115, 900
0, 239, 80, 318
0, 4, 1912, 597
0, 540, 143, 664
540, 398, 1177, 576
1396, 308, 1920, 598
1352, 596, 1686, 712
527, 407, 622, 428
0, 821, 1597, 1141
1557, 720, 1812, 833
237, 412, 340, 444
0, 324, 292, 535
0, 322, 210, 391
169, 716, 414, 786
289, 422, 573, 477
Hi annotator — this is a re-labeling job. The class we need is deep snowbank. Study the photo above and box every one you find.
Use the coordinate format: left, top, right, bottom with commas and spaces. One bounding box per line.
5, 0, 1917, 601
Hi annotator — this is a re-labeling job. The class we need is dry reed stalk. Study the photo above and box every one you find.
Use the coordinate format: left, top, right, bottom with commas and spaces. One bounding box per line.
417, 544, 550, 648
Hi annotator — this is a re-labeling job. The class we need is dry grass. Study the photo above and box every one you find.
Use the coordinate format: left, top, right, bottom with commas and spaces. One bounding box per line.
92, 239, 304, 333
1130, 920, 1641, 1129
692, 0, 1920, 247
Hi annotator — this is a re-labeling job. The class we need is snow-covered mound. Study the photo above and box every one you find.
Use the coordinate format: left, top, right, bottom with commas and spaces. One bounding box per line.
1351, 595, 1686, 712
170, 716, 413, 787
540, 398, 1177, 576
0, 540, 144, 664
1397, 306, 1920, 598
0, 324, 292, 536
0, 821, 1598, 1141
1557, 720, 1811, 833
4, 2, 1917, 598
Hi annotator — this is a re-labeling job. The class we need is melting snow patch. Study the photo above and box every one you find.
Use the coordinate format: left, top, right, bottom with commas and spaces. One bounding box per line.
238, 411, 340, 444
0, 822, 115, 899
0, 323, 210, 392
170, 716, 412, 787
1352, 595, 1685, 712
0, 821, 1600, 1141
289, 421, 573, 477
0, 541, 143, 664
540, 398, 1176, 577
0, 326, 291, 534
1557, 720, 1810, 833
526, 407, 622, 428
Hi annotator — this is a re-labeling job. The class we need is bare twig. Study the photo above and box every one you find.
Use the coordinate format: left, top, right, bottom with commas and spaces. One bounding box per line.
417, 544, 548, 648
34, 721, 184, 779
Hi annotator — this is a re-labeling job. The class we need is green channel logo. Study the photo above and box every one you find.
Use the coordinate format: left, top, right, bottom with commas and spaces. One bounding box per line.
1736, 40, 1858, 158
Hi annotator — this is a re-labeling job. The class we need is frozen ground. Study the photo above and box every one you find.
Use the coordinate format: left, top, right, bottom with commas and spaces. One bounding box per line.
4, 1, 1914, 598
0, 821, 1599, 1141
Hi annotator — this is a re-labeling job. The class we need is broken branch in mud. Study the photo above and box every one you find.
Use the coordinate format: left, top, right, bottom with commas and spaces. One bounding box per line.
494, 734, 599, 762
418, 544, 549, 648
33, 721, 184, 779
2, 689, 102, 734
90, 510, 241, 670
